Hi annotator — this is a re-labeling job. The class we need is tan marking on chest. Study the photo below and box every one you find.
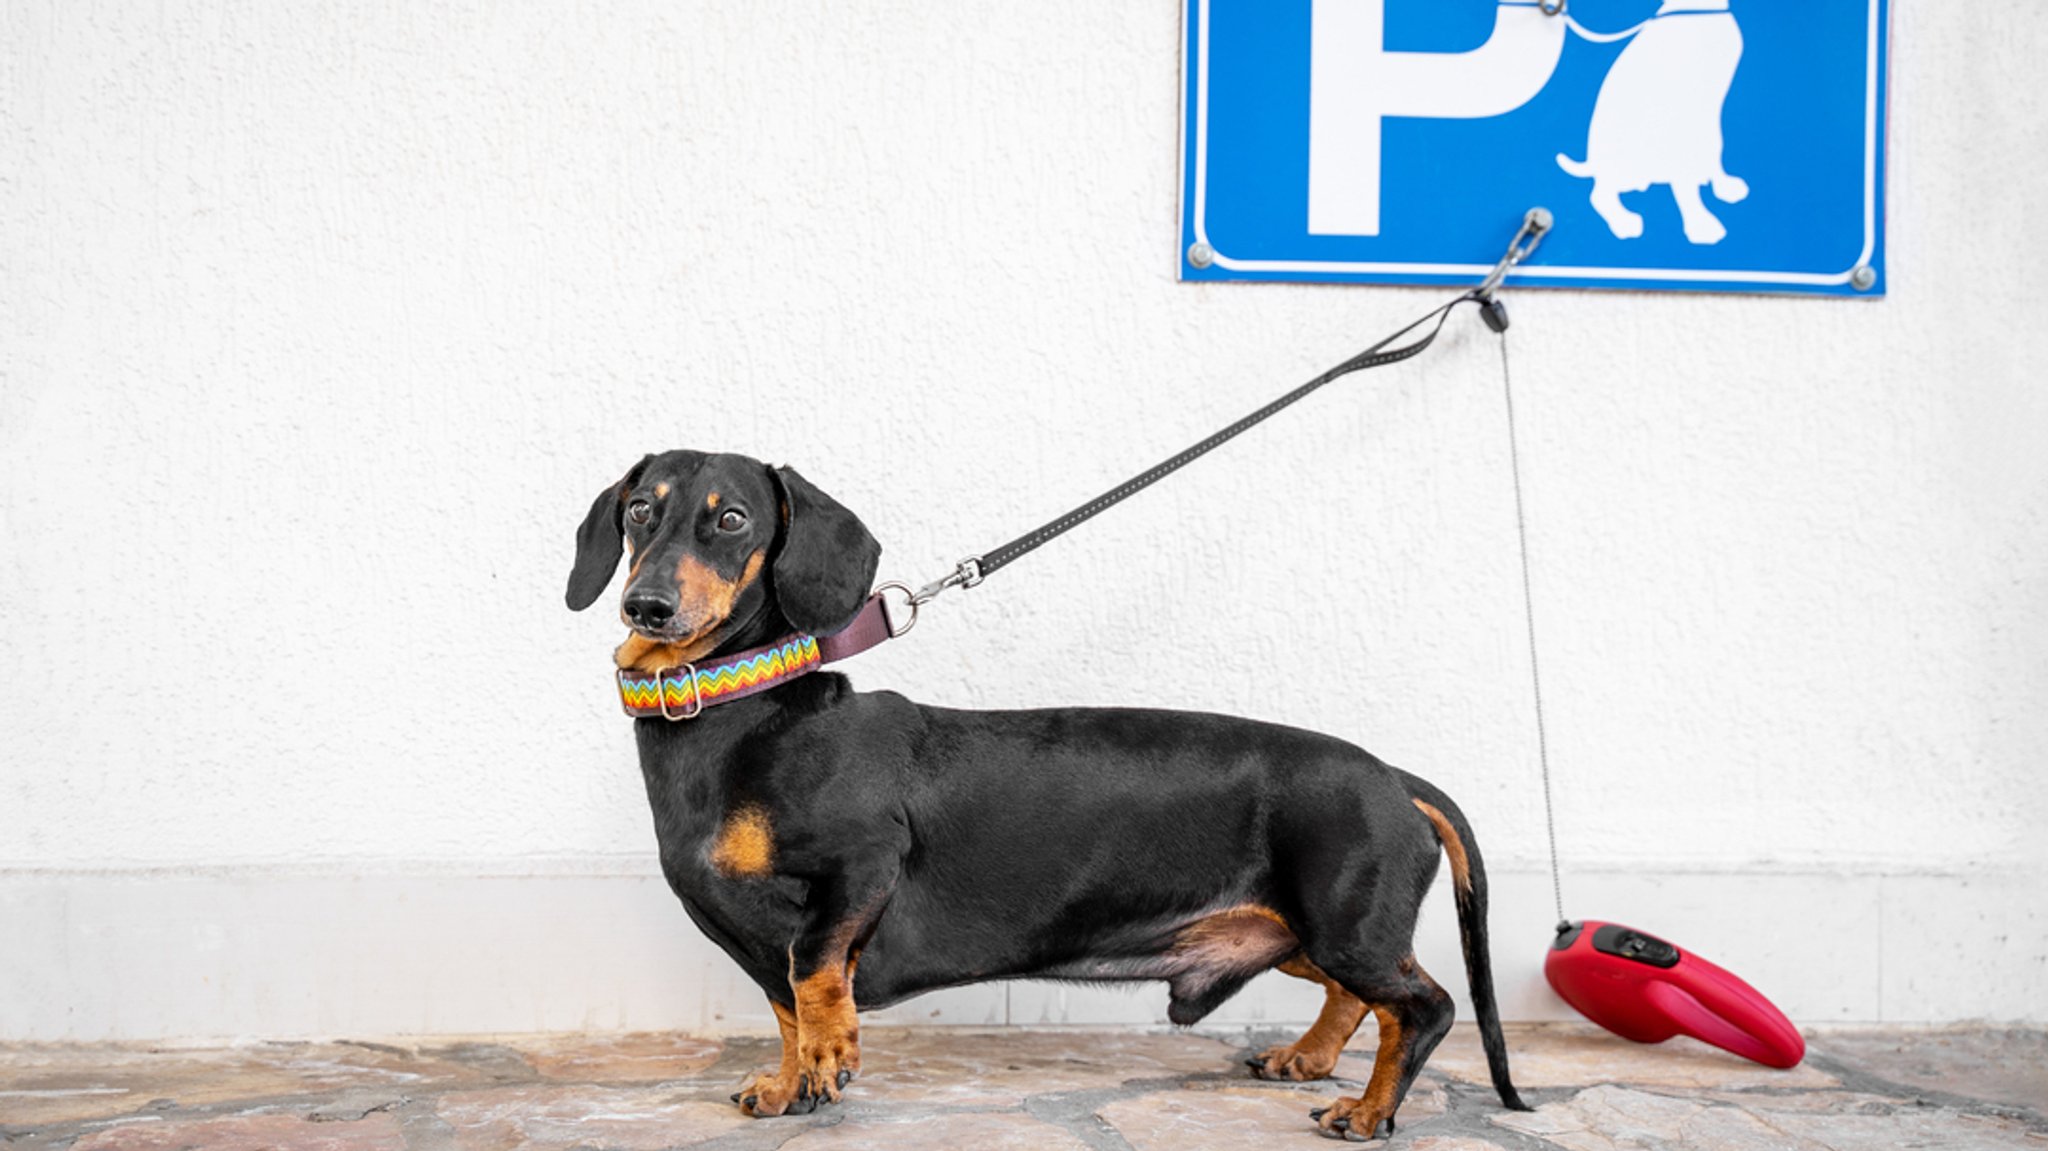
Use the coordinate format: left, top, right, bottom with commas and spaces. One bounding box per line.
711, 805, 776, 878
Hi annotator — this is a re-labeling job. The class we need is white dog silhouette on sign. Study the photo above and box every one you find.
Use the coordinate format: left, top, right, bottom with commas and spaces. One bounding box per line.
1557, 0, 1749, 245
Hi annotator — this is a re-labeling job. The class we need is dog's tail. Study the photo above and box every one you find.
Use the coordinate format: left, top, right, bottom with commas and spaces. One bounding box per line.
1404, 776, 1531, 1112
1556, 152, 1593, 179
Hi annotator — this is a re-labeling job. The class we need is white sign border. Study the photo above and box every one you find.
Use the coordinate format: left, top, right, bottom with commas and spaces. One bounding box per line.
1185, 0, 1883, 288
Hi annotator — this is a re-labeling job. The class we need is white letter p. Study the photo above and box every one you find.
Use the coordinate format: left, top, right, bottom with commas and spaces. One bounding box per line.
1308, 0, 1569, 236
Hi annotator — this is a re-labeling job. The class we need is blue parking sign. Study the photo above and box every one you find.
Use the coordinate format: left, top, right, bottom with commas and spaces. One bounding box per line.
1180, 0, 1891, 296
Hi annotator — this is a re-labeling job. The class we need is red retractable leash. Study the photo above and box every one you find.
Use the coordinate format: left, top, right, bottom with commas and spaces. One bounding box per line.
1544, 921, 1805, 1068
1494, 230, 1803, 1070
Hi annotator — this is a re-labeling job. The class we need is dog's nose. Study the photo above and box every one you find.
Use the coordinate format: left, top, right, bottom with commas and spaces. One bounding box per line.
623, 591, 677, 629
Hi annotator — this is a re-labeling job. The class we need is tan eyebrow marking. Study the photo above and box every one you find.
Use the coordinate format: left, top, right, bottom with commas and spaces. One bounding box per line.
706, 491, 721, 509
654, 482, 671, 498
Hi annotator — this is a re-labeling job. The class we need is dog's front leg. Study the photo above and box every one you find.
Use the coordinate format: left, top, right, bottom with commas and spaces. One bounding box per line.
733, 1001, 809, 1117
785, 866, 893, 1105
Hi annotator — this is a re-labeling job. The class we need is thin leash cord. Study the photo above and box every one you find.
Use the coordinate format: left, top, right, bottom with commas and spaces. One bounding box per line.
1498, 330, 1568, 930
975, 296, 1475, 578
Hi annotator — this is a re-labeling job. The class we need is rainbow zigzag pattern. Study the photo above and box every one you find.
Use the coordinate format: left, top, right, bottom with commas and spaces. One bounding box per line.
618, 635, 822, 713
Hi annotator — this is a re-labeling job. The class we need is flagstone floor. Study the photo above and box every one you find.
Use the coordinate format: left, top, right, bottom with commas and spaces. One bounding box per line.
2, 1023, 2043, 1150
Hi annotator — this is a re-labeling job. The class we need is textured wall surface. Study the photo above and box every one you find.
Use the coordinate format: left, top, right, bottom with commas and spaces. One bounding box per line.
3, 0, 2045, 1037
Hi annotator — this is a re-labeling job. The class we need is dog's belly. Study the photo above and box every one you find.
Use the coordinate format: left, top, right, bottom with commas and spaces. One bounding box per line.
853, 898, 1302, 1018
1035, 903, 1302, 987
845, 704, 1360, 1011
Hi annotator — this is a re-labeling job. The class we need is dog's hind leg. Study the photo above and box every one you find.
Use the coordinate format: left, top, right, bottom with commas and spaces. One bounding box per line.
1307, 958, 1457, 1141
1246, 956, 1367, 1081
1289, 795, 1454, 1139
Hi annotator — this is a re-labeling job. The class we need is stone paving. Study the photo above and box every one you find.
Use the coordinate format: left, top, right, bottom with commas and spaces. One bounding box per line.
1, 1024, 2042, 1150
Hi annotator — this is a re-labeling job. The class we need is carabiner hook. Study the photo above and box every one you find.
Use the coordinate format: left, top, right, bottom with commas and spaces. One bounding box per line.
1475, 207, 1554, 303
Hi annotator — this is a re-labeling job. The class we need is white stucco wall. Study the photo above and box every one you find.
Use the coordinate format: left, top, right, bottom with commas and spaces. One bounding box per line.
3, 1, 2045, 1039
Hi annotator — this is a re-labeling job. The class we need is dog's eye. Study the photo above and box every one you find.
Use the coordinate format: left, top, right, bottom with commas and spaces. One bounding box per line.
626, 500, 653, 525
717, 508, 748, 533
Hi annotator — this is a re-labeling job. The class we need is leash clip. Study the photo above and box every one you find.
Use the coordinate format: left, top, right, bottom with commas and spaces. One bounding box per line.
910, 556, 985, 607
874, 556, 986, 640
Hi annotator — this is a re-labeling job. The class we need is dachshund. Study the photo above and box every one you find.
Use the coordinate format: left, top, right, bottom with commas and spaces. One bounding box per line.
565, 449, 1528, 1139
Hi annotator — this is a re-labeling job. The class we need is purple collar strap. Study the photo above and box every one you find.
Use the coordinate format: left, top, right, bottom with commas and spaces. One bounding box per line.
616, 594, 895, 720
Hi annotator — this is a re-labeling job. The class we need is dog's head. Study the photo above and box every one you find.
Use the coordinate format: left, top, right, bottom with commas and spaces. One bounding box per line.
565, 451, 881, 670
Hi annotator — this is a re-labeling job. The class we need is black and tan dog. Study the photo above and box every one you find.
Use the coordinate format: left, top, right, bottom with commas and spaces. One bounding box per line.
566, 449, 1529, 1140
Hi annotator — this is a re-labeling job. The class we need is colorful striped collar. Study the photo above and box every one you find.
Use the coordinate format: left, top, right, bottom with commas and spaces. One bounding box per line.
615, 594, 894, 720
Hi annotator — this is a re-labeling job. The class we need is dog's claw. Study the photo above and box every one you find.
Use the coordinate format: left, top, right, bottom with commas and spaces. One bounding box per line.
1309, 1107, 1328, 1122
836, 1069, 852, 1091
730, 1092, 741, 1104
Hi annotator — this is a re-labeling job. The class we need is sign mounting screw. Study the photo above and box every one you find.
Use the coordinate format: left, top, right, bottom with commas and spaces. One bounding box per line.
1187, 241, 1215, 269
1850, 265, 1877, 292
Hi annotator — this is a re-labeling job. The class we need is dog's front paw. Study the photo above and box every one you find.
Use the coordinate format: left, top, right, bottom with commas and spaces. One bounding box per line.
796, 1033, 861, 1103
732, 1069, 817, 1118
1247, 1041, 1339, 1082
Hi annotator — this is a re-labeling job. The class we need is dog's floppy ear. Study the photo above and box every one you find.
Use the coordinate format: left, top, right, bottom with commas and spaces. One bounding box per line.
768, 465, 881, 635
565, 455, 652, 611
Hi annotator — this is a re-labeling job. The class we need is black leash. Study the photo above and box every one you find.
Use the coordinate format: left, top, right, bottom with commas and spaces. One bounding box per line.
982, 297, 1471, 577
882, 210, 1554, 624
